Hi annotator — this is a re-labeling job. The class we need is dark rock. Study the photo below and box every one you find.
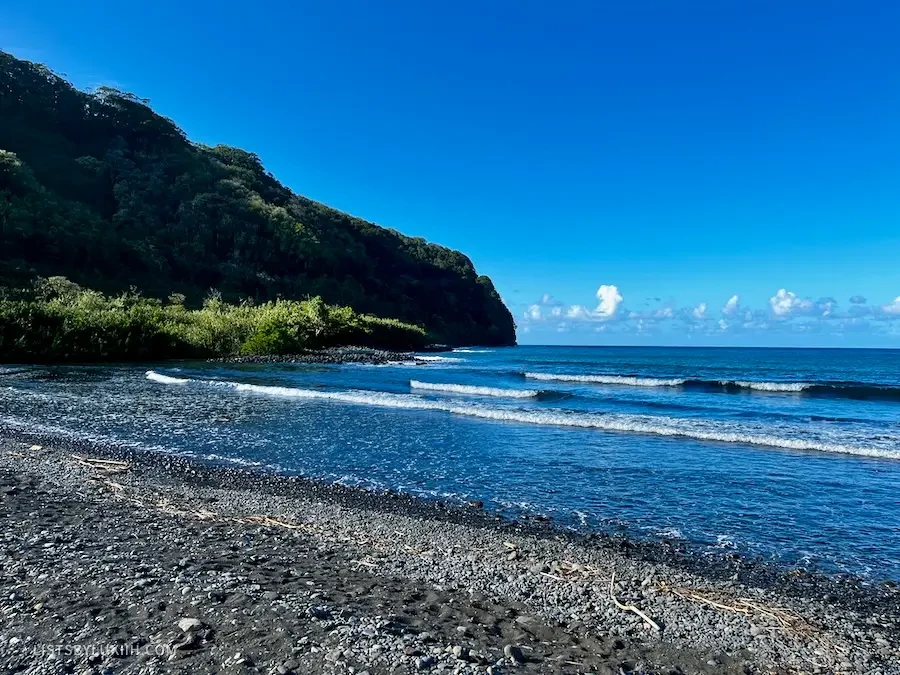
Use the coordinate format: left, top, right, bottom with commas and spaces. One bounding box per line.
416, 655, 436, 669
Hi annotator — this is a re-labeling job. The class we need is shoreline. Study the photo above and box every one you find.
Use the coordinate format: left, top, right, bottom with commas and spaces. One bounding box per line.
0, 345, 466, 368
1, 423, 896, 604
207, 346, 448, 366
1, 431, 898, 673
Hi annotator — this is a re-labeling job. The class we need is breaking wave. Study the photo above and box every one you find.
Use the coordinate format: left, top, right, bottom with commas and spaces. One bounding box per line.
145, 371, 190, 385
414, 355, 463, 363
524, 372, 686, 387
523, 372, 900, 400
728, 380, 810, 392
145, 372, 900, 460
410, 380, 539, 398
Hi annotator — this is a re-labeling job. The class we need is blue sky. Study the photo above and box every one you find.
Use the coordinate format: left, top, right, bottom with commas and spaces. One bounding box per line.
3, 1, 899, 346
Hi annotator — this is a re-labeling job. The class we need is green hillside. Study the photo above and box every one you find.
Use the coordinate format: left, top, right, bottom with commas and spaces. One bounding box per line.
0, 51, 515, 346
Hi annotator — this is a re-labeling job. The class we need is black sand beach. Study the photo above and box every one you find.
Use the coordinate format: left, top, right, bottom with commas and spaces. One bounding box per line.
1, 434, 898, 674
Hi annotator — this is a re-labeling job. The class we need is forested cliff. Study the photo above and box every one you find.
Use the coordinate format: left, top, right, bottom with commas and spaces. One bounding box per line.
0, 51, 515, 346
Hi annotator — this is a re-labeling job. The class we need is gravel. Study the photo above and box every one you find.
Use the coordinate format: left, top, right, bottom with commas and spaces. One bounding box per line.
207, 347, 426, 366
1, 436, 898, 674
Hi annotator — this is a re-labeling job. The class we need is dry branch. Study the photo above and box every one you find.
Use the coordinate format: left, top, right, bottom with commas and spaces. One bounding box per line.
72, 454, 131, 473
239, 515, 310, 531
609, 572, 660, 631
657, 583, 814, 637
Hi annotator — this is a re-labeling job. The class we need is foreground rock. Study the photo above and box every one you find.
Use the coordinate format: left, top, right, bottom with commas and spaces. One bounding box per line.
0, 438, 898, 674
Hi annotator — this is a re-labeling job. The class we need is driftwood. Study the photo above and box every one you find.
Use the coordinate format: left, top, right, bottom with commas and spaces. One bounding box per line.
238, 515, 312, 531
72, 454, 131, 474
609, 572, 660, 631
657, 583, 805, 632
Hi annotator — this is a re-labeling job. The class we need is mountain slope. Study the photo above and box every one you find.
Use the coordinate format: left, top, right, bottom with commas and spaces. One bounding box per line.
0, 51, 515, 346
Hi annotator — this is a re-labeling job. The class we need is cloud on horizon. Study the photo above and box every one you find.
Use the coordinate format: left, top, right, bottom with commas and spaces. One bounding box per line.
518, 285, 900, 339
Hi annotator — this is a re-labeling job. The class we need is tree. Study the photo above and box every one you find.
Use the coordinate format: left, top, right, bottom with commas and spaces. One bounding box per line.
0, 50, 516, 346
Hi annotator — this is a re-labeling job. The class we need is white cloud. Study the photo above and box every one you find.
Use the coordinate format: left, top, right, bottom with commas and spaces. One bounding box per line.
566, 305, 591, 320
540, 293, 562, 306
523, 293, 564, 322
722, 295, 740, 315
769, 289, 814, 317
817, 297, 837, 317
654, 306, 675, 318
882, 297, 900, 315
519, 285, 900, 340
595, 284, 623, 318
554, 284, 624, 323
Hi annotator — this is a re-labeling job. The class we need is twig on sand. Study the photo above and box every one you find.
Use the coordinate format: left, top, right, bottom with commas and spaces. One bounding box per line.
351, 559, 378, 569
609, 572, 660, 632
239, 515, 310, 531
72, 454, 131, 473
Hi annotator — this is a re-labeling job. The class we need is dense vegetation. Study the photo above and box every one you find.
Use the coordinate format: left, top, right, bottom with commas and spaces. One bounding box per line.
0, 51, 515, 346
0, 277, 427, 362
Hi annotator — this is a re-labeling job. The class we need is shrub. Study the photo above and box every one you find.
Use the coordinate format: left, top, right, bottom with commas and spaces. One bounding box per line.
0, 277, 428, 362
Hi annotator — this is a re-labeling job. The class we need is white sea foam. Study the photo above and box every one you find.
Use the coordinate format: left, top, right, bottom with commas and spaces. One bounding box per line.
146, 370, 190, 385
451, 348, 494, 353
715, 534, 737, 549
525, 372, 814, 393
728, 380, 811, 392
525, 372, 686, 387
414, 355, 463, 362
199, 452, 270, 469
144, 372, 900, 460
410, 380, 539, 398
655, 527, 684, 539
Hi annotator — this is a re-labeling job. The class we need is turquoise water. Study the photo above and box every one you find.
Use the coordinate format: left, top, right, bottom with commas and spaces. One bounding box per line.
2, 346, 899, 579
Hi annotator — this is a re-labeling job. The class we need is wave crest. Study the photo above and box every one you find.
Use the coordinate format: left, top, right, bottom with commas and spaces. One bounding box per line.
521, 372, 900, 400
410, 380, 538, 398
525, 372, 686, 387
729, 380, 810, 392
145, 372, 899, 460
146, 370, 190, 385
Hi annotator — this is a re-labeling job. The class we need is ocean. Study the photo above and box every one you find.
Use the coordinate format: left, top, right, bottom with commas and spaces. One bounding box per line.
2, 346, 899, 580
